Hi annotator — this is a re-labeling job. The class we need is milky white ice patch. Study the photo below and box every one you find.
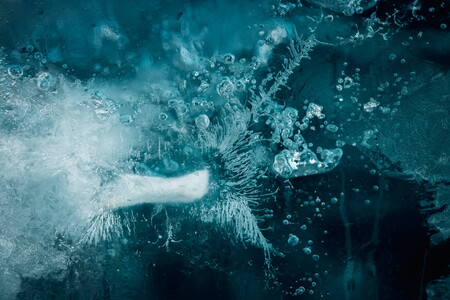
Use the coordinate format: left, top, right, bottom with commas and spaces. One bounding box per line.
0, 61, 165, 297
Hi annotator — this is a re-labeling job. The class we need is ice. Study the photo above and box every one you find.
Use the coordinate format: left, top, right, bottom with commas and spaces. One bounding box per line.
100, 170, 210, 209
0, 0, 448, 298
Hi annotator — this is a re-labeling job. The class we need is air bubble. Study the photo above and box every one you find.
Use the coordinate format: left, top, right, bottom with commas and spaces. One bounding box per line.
159, 113, 168, 121
195, 114, 210, 130
303, 247, 312, 255
36, 72, 55, 90
295, 287, 305, 295
7, 65, 24, 79
216, 78, 234, 97
223, 53, 235, 64
288, 234, 299, 246
34, 52, 43, 60
120, 114, 133, 124
326, 124, 339, 133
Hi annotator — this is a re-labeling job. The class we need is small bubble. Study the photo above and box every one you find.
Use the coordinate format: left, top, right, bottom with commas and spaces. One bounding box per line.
7, 65, 24, 79
388, 53, 397, 60
336, 140, 346, 147
36, 72, 55, 90
235, 80, 246, 92
195, 114, 210, 130
440, 23, 447, 30
326, 124, 339, 133
34, 52, 43, 60
159, 113, 168, 121
216, 77, 234, 97
287, 234, 299, 246
120, 114, 133, 124
295, 287, 305, 295
223, 53, 235, 64
343, 77, 353, 89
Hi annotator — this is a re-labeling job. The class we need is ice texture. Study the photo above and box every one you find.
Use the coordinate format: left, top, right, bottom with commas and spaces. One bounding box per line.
0, 0, 448, 299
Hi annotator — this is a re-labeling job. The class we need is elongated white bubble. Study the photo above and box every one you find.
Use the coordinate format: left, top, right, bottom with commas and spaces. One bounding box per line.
100, 170, 210, 209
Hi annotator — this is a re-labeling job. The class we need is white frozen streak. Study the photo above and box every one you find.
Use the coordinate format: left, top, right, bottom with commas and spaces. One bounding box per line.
101, 170, 210, 209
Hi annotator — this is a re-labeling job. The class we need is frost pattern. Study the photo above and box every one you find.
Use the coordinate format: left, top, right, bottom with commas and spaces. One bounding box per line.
197, 109, 277, 264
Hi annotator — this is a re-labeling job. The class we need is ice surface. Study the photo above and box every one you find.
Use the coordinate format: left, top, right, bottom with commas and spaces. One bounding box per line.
0, 0, 448, 299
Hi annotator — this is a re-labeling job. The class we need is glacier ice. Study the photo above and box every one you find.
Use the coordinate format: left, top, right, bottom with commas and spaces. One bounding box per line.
0, 0, 448, 298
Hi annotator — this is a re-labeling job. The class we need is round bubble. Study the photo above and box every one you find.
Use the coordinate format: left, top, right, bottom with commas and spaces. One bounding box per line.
287, 234, 299, 246
195, 114, 210, 130
216, 78, 234, 98
36, 72, 56, 90
223, 53, 235, 64
159, 113, 168, 121
7, 65, 24, 79
34, 52, 43, 60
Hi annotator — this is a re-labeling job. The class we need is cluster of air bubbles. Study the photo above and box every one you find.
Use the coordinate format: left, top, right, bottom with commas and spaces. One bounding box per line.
273, 2, 297, 16
90, 91, 120, 121
264, 99, 343, 178
287, 261, 327, 296
273, 147, 343, 178
190, 97, 215, 113
332, 55, 424, 125
168, 98, 188, 119
265, 104, 300, 145
186, 51, 262, 103
336, 76, 355, 91
298, 102, 325, 131
334, 65, 362, 104
363, 98, 380, 113
340, 0, 366, 16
